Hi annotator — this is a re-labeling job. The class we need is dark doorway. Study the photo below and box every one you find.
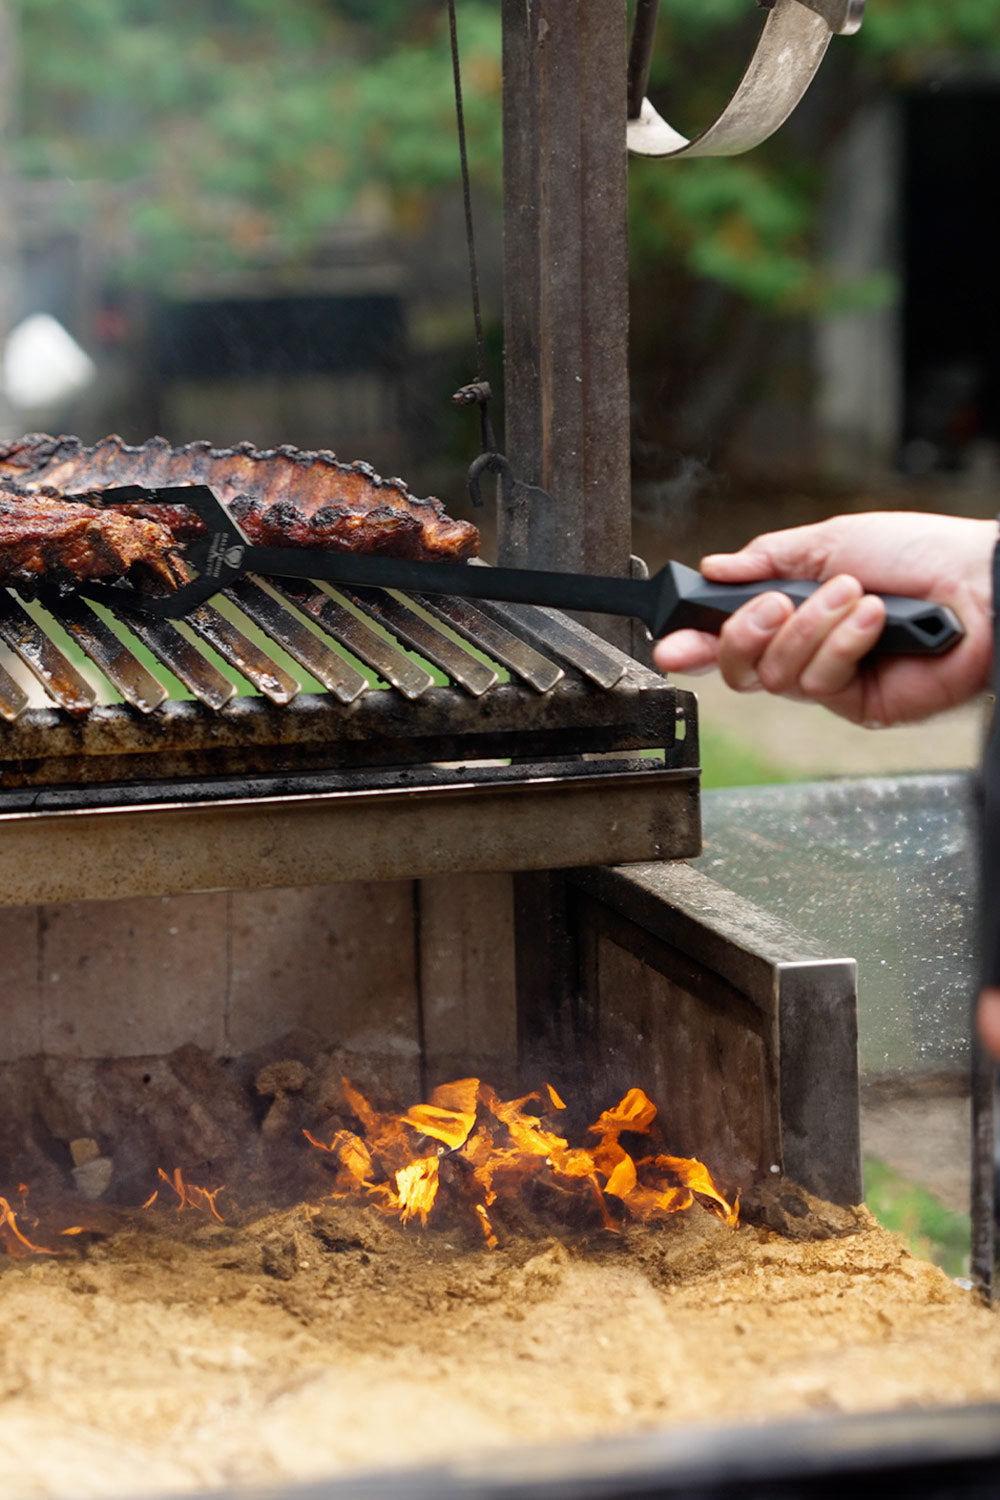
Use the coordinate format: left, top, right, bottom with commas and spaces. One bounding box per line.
901, 83, 1000, 475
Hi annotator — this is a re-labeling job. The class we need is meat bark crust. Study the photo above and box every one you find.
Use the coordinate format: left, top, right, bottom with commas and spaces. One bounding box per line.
0, 488, 180, 590
0, 434, 480, 562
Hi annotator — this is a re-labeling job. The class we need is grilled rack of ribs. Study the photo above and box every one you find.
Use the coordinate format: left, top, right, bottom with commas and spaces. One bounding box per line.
0, 434, 480, 563
0, 487, 181, 592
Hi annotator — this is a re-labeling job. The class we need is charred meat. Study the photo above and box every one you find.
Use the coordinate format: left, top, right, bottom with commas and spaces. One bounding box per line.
0, 488, 181, 592
0, 434, 480, 562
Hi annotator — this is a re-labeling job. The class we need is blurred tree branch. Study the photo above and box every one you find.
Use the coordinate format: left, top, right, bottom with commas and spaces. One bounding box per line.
8, 0, 999, 305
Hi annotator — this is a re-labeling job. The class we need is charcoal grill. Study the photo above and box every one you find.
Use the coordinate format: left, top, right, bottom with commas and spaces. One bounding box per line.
8, 6, 995, 1499
0, 568, 699, 902
0, 1, 858, 1206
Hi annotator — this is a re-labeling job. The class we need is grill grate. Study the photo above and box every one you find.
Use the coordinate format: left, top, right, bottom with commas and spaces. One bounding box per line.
1, 573, 562, 718
0, 574, 697, 792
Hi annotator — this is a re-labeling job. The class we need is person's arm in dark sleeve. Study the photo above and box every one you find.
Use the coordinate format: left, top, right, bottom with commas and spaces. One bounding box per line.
977, 531, 1000, 1051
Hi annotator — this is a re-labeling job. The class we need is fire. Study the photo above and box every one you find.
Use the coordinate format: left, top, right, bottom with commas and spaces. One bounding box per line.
1, 1166, 225, 1259
3, 1086, 735, 1260
0, 1182, 88, 1257
1, 1188, 58, 1258
306, 1078, 738, 1245
144, 1167, 226, 1222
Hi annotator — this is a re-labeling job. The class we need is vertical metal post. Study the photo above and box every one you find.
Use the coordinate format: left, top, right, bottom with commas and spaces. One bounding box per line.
500, 0, 631, 590
500, 2, 636, 1077
0, 1, 19, 439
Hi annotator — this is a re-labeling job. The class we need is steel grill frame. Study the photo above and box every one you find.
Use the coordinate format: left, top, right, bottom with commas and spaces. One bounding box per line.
0, 569, 701, 902
0, 571, 696, 775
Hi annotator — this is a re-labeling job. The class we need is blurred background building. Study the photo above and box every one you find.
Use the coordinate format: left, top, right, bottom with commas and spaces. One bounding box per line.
0, 2, 998, 554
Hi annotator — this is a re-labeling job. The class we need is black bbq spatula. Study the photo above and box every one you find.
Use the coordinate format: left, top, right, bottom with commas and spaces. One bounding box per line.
72, 485, 963, 657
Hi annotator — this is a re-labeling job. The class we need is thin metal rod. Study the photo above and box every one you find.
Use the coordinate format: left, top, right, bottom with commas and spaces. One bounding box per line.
447, 0, 494, 454
627, 0, 660, 120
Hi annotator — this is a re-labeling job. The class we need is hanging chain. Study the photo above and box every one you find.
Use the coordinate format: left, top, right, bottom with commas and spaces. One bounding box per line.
446, 0, 496, 457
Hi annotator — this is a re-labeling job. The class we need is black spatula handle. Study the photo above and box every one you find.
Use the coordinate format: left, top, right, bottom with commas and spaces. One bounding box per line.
654, 561, 963, 657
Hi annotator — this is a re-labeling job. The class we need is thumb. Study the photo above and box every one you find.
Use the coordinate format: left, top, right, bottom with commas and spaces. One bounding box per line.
700, 523, 836, 585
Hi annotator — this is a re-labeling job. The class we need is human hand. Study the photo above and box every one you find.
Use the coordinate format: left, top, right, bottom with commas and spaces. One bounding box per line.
652, 512, 995, 726
979, 988, 1000, 1061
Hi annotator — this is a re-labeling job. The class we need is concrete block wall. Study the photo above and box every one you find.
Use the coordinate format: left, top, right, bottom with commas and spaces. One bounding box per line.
0, 874, 519, 1099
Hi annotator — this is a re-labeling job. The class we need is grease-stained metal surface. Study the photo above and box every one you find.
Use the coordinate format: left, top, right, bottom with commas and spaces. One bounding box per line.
0, 591, 96, 717
413, 594, 564, 693
0, 677, 695, 787
344, 588, 499, 698
0, 760, 701, 904
227, 576, 369, 702
0, 652, 31, 721
0, 578, 698, 793
40, 593, 168, 715
185, 599, 300, 705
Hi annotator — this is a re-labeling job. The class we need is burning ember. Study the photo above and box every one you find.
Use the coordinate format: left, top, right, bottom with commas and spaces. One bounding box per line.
305, 1078, 738, 1247
0, 1184, 85, 1258
143, 1166, 226, 1222
2, 1078, 736, 1260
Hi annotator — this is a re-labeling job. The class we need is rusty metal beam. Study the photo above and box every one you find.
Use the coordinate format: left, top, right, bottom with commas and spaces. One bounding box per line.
0, 764, 700, 905
500, 0, 631, 597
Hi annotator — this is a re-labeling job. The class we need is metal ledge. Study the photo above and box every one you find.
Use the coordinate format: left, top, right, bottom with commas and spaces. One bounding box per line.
0, 761, 700, 905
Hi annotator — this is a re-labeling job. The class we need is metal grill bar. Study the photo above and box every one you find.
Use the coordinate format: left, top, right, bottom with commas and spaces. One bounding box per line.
414, 595, 564, 693
187, 601, 300, 705
0, 592, 96, 716
473, 597, 628, 689
343, 587, 498, 697
0, 656, 28, 722
229, 577, 368, 703
114, 607, 238, 712
279, 580, 435, 700
42, 595, 169, 715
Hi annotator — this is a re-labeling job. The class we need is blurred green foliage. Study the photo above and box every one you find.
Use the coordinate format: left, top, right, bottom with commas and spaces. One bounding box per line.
9, 0, 1000, 303
697, 722, 795, 789
12, 0, 502, 279
864, 1155, 970, 1279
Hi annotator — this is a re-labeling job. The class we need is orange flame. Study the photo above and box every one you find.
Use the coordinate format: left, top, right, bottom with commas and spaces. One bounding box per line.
153, 1167, 226, 1223
3, 1164, 228, 1259
0, 1184, 81, 1257
1, 1192, 59, 1257
306, 1079, 738, 1244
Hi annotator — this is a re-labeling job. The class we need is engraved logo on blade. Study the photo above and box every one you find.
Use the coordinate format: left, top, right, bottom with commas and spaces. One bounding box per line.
205, 532, 245, 579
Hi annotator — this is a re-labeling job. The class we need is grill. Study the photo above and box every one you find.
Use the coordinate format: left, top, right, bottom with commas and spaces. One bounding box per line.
8, 5, 996, 1498
0, 570, 699, 903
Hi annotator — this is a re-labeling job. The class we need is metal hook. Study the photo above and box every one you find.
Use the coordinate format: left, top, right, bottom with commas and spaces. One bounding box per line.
465, 452, 555, 522
626, 0, 865, 161
466, 451, 516, 509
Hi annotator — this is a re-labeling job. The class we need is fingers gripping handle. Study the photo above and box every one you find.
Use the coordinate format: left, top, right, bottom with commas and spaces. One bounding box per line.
655, 562, 964, 657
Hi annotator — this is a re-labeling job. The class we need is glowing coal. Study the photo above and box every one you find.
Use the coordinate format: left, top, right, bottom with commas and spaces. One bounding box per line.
305, 1078, 738, 1247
